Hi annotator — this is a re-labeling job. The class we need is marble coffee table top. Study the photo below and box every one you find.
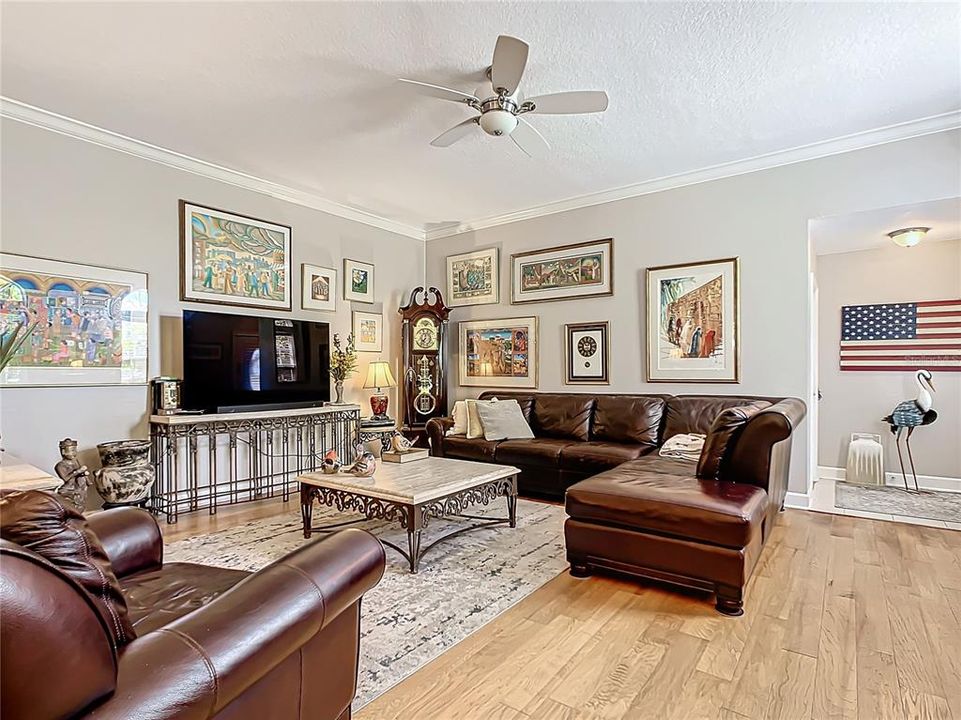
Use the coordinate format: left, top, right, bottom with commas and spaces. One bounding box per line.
299, 456, 519, 505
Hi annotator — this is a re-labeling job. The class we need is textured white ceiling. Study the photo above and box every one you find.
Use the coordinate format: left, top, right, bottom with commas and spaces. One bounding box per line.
813, 197, 961, 256
2, 2, 959, 233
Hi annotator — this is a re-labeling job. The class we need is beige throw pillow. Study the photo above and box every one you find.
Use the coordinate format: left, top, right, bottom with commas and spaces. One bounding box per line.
447, 400, 469, 436
475, 399, 534, 441
466, 398, 498, 439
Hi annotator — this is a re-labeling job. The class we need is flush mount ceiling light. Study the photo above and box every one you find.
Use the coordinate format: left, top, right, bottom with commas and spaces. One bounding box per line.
887, 227, 930, 248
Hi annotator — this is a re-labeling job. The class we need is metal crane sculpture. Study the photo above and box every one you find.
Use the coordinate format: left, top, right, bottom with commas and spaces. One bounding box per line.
882, 369, 937, 491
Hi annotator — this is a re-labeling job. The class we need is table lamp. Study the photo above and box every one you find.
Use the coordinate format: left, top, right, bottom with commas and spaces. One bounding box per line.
363, 361, 396, 422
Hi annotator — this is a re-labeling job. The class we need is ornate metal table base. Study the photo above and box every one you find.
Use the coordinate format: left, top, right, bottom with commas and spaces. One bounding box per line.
300, 475, 517, 573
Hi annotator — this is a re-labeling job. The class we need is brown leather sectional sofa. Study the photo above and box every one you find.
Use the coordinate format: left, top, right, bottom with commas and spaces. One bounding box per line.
1, 505, 385, 720
427, 391, 806, 614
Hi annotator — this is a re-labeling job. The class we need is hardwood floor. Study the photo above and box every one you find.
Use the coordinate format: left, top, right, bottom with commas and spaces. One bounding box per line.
160, 500, 961, 719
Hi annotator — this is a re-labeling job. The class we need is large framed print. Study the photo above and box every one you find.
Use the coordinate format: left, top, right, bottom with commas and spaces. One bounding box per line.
511, 238, 613, 304
646, 257, 739, 383
459, 317, 538, 388
565, 321, 610, 384
180, 200, 291, 311
447, 247, 499, 307
0, 253, 148, 387
352, 311, 383, 352
301, 263, 336, 312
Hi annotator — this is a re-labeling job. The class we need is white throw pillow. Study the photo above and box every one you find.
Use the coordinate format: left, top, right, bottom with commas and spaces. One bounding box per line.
475, 399, 534, 441
466, 398, 497, 439
447, 400, 469, 436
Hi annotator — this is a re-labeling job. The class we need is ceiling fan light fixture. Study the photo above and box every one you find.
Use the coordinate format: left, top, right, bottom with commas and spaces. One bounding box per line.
479, 109, 517, 137
887, 226, 930, 248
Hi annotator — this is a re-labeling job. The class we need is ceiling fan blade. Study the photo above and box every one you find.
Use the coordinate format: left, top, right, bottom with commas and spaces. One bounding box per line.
524, 90, 609, 115
511, 117, 550, 158
398, 78, 479, 105
490, 35, 529, 95
430, 118, 479, 147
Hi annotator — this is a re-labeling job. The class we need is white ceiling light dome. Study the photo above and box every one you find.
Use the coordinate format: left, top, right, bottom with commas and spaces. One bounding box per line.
887, 226, 930, 247
479, 109, 518, 137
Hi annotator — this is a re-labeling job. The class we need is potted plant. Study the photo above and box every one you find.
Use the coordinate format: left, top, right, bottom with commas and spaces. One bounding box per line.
329, 333, 357, 404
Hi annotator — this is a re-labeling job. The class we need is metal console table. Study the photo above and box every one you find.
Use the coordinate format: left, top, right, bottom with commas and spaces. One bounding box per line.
150, 404, 360, 523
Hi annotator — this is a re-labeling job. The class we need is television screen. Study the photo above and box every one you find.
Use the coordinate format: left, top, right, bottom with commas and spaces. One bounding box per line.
181, 310, 330, 413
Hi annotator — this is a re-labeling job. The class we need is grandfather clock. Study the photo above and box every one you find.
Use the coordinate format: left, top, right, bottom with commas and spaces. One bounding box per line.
398, 286, 450, 446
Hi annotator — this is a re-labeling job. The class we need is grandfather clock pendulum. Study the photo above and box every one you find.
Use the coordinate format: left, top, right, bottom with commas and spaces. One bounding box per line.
398, 286, 450, 446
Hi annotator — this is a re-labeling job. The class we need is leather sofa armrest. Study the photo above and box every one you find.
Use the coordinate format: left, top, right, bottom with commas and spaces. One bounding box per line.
87, 528, 385, 719
86, 508, 163, 578
426, 417, 454, 457
726, 398, 807, 490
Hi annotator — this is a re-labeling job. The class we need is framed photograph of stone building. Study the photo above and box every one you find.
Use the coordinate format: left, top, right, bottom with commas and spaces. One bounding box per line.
645, 257, 739, 383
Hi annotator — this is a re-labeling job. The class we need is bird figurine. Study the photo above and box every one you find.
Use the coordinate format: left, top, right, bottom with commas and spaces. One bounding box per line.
882, 369, 937, 491
344, 443, 376, 477
389, 433, 418, 454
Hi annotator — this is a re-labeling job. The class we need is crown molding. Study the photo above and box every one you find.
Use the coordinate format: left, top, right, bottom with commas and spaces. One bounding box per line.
4, 96, 958, 245
425, 110, 961, 241
0, 97, 426, 241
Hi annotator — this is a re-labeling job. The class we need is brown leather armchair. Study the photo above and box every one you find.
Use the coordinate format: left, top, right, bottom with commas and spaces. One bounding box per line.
1, 507, 385, 720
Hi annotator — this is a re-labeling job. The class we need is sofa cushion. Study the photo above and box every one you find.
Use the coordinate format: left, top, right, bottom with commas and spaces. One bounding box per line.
697, 401, 772, 479
532, 394, 595, 441
592, 396, 666, 446
123, 562, 249, 635
664, 396, 766, 440
495, 438, 576, 467
565, 460, 767, 548
442, 435, 502, 462
0, 489, 137, 648
559, 442, 650, 474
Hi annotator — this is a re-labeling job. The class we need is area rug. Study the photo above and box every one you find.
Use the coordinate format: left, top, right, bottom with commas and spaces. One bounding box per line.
165, 498, 567, 709
835, 481, 961, 523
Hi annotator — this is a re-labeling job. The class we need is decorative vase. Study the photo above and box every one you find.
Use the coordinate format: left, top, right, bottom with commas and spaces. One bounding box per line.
93, 440, 155, 508
334, 380, 345, 404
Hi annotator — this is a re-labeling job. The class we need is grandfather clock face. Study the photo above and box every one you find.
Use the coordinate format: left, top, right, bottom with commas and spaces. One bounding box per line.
413, 317, 439, 351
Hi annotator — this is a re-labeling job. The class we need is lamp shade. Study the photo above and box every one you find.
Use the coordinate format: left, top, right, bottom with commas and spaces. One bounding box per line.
363, 361, 396, 390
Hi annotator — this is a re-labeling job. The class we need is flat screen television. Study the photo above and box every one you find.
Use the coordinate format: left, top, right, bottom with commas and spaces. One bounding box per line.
181, 310, 330, 413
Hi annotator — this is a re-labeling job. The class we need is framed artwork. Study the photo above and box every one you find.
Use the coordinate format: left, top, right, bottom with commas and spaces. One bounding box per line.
352, 311, 383, 352
180, 200, 291, 311
0, 253, 148, 387
447, 247, 499, 307
301, 263, 336, 312
565, 321, 610, 384
646, 257, 739, 383
458, 316, 538, 388
344, 258, 374, 303
511, 238, 613, 304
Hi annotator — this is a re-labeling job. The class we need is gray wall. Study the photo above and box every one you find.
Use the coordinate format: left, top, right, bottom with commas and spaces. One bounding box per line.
0, 119, 424, 472
425, 130, 961, 494
816, 240, 961, 478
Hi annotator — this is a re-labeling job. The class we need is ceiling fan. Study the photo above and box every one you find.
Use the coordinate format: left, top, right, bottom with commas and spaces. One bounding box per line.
399, 35, 609, 157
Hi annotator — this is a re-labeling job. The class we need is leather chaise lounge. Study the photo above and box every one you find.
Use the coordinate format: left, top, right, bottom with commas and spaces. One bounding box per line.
428, 392, 806, 614
1, 500, 386, 720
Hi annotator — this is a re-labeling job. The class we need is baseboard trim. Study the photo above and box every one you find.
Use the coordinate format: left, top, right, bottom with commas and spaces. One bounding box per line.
818, 465, 961, 493
784, 491, 811, 509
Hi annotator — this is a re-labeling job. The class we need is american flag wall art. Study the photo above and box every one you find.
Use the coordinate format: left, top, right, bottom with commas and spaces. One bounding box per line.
840, 299, 961, 372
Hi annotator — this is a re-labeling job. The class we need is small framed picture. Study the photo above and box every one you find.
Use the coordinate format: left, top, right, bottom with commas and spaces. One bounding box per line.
344, 258, 374, 303
301, 263, 336, 312
353, 311, 383, 352
565, 321, 610, 384
447, 247, 499, 307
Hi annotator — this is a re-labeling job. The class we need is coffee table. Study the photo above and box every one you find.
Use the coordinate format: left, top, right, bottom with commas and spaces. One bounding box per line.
299, 456, 519, 573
